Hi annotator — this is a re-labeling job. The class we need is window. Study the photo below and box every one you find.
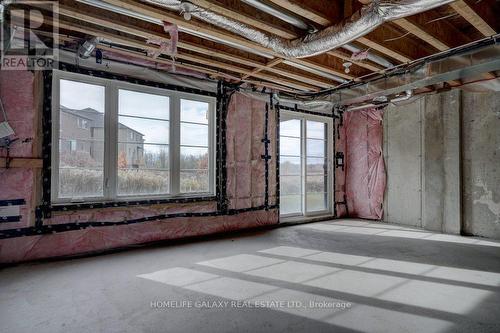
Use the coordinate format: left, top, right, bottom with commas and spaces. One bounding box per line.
279, 112, 332, 217
77, 118, 89, 129
51, 71, 216, 203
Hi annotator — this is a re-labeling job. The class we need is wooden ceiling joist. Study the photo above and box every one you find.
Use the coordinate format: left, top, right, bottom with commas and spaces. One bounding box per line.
393, 18, 449, 52
356, 36, 411, 63
97, 45, 302, 93
99, 0, 358, 80
58, 4, 334, 90
189, 0, 384, 73
27, 7, 316, 93
31, 0, 499, 93
267, 0, 331, 26
241, 58, 284, 80
188, 0, 296, 39
450, 0, 496, 37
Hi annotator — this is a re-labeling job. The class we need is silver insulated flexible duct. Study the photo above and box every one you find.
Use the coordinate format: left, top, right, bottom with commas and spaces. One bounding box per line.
143, 0, 454, 58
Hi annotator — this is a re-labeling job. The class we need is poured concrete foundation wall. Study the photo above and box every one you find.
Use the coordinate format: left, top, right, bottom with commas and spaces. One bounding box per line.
384, 89, 500, 239
462, 91, 500, 238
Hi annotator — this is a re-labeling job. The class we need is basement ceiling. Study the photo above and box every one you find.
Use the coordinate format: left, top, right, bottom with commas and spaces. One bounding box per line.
26, 0, 500, 93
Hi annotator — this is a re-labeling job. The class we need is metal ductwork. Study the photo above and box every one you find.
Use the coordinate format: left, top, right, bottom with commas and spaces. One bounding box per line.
143, 0, 454, 58
240, 0, 394, 68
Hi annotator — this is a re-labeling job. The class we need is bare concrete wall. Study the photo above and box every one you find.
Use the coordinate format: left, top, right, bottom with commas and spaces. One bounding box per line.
462, 91, 500, 238
383, 89, 499, 239
422, 90, 461, 234
383, 98, 423, 227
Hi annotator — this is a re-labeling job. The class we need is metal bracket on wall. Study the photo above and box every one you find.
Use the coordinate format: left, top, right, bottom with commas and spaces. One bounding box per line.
335, 152, 345, 171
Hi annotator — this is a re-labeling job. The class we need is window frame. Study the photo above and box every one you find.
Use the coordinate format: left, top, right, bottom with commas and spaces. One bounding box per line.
279, 111, 334, 219
51, 70, 216, 205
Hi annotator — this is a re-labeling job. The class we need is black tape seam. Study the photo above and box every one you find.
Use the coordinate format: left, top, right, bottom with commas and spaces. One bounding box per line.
0, 199, 26, 206
0, 216, 21, 223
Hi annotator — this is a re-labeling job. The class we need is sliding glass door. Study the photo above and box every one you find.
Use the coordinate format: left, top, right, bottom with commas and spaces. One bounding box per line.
280, 112, 333, 218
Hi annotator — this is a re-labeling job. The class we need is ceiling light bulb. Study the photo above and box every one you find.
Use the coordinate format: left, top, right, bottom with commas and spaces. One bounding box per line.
183, 12, 192, 20
343, 62, 352, 74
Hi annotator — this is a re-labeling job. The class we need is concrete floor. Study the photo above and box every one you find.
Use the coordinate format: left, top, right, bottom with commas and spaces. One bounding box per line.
1, 219, 500, 333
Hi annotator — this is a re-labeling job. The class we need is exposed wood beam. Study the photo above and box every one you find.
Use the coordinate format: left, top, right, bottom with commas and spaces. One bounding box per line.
36, 9, 318, 92
267, 0, 331, 26
58, 5, 334, 89
174, 52, 320, 91
355, 0, 450, 52
241, 58, 282, 80
0, 158, 43, 169
188, 0, 296, 39
15, 11, 250, 85
393, 18, 449, 52
98, 45, 301, 93
450, 0, 496, 37
356, 36, 411, 63
171, 0, 371, 77
290, 58, 351, 81
101, 0, 276, 56
100, 0, 356, 80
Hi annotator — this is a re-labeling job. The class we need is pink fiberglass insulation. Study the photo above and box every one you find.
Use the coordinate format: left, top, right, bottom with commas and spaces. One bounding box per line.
0, 209, 278, 263
226, 92, 277, 210
0, 71, 36, 229
343, 108, 386, 220
0, 168, 34, 229
0, 82, 278, 263
0, 71, 35, 158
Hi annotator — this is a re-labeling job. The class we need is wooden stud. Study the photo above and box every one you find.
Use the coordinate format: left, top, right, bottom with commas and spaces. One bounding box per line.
0, 158, 43, 168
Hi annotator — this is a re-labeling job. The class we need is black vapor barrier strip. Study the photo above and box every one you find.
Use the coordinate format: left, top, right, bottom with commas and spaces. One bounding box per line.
2, 80, 280, 239
40, 70, 53, 223
0, 199, 26, 206
275, 101, 281, 217
261, 102, 271, 209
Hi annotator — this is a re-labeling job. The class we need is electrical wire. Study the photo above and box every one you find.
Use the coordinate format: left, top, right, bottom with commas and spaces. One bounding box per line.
425, 13, 459, 25
384, 32, 411, 42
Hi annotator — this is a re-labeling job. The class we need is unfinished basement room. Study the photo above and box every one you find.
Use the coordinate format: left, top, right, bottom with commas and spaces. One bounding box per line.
0, 0, 499, 332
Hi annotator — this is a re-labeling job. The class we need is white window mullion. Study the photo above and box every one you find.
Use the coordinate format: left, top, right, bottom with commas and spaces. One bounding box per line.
170, 96, 181, 195
208, 101, 216, 194
104, 83, 119, 201
301, 117, 307, 215
50, 72, 61, 203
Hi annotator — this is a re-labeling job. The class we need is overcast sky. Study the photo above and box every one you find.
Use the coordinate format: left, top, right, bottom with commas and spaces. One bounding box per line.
280, 119, 326, 157
60, 80, 209, 156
